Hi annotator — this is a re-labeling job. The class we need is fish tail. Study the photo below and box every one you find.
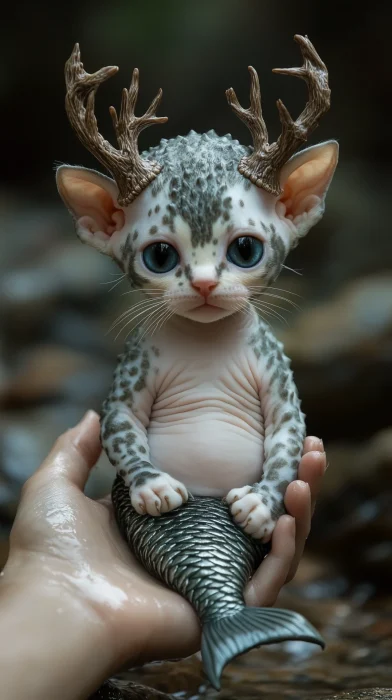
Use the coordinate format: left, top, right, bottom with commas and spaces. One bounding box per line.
201, 607, 324, 690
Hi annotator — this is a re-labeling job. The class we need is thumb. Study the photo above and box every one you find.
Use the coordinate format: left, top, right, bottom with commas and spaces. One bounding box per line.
35, 410, 102, 490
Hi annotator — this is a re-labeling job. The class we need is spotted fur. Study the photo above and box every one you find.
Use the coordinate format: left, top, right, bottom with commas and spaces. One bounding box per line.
101, 332, 189, 515
142, 130, 246, 248
94, 130, 335, 539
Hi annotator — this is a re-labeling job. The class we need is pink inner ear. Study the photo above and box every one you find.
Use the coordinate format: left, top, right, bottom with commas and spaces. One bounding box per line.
60, 174, 124, 235
280, 156, 335, 218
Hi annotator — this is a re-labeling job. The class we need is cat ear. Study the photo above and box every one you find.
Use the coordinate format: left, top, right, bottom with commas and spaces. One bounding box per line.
56, 166, 125, 255
277, 141, 338, 238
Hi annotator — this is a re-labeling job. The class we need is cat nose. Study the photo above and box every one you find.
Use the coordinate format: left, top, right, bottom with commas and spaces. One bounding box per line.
191, 279, 218, 298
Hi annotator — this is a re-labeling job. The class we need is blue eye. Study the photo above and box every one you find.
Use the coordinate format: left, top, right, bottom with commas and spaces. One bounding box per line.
227, 236, 264, 268
142, 243, 179, 273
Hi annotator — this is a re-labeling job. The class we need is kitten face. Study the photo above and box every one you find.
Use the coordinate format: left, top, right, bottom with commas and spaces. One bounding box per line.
110, 179, 292, 324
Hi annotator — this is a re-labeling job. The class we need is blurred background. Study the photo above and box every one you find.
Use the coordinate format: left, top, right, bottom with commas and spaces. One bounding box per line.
1, 1, 391, 698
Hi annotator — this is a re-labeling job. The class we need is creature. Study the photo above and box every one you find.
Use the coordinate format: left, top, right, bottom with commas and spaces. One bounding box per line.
112, 476, 323, 689
57, 36, 338, 542
57, 34, 337, 689
57, 34, 337, 543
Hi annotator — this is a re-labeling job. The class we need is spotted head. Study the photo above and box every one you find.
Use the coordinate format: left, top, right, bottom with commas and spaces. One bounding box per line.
57, 37, 338, 325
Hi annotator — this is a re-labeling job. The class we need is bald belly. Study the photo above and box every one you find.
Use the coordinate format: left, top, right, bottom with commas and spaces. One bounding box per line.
148, 367, 264, 497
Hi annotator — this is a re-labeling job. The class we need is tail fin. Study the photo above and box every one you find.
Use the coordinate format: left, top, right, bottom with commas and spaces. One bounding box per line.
201, 607, 324, 689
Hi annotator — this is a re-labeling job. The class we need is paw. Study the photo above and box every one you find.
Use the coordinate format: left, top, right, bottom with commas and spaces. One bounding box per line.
130, 473, 188, 516
225, 487, 276, 542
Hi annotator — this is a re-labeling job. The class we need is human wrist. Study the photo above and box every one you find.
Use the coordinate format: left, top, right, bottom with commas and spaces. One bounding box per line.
0, 562, 117, 700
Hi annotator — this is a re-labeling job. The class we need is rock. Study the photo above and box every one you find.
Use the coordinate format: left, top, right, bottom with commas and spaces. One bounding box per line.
0, 345, 91, 404
89, 679, 173, 699
48, 310, 115, 358
277, 276, 392, 440
0, 242, 112, 316
308, 429, 392, 591
0, 404, 113, 523
281, 275, 392, 363
320, 691, 392, 700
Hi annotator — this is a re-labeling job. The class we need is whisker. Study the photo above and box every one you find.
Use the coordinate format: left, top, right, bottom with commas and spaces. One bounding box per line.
255, 307, 289, 326
135, 304, 169, 343
239, 300, 258, 322
254, 291, 301, 311
123, 304, 166, 343
282, 264, 303, 276
100, 274, 128, 293
150, 306, 174, 338
261, 293, 301, 311
113, 296, 164, 318
100, 273, 126, 284
108, 297, 164, 333
252, 303, 289, 326
253, 308, 273, 331
142, 306, 168, 338
253, 304, 291, 324
114, 300, 165, 340
249, 295, 292, 314
248, 285, 302, 298
120, 288, 163, 297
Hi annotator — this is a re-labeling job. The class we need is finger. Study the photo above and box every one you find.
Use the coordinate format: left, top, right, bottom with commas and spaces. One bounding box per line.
284, 480, 311, 582
297, 450, 327, 514
98, 494, 112, 507
244, 515, 295, 607
303, 436, 324, 455
35, 410, 102, 490
284, 449, 327, 583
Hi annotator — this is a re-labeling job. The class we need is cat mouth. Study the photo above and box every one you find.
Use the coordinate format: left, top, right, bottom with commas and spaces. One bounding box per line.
203, 301, 221, 309
184, 300, 224, 315
192, 297, 241, 312
193, 300, 225, 311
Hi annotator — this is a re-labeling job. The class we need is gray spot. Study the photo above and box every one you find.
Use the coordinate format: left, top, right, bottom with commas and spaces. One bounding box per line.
184, 264, 193, 281
134, 471, 160, 487
264, 228, 288, 284
144, 131, 248, 248
216, 262, 227, 278
119, 233, 148, 289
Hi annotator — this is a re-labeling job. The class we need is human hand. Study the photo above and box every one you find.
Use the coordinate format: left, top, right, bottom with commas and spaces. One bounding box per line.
1, 412, 326, 698
244, 435, 327, 606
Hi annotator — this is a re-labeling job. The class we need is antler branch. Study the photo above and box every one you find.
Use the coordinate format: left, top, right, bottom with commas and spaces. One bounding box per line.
65, 44, 168, 206
226, 35, 331, 196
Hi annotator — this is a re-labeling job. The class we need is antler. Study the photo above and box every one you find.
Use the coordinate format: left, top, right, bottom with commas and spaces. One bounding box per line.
226, 35, 331, 196
65, 44, 168, 206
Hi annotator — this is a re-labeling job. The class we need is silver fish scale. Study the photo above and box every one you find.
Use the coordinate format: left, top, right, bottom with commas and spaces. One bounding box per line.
112, 477, 268, 622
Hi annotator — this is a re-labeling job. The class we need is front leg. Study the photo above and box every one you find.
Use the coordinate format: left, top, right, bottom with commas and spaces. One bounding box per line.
101, 337, 188, 516
226, 327, 305, 542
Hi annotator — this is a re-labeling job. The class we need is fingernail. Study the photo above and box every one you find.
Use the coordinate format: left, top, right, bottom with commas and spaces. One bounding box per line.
76, 410, 99, 428
73, 410, 99, 443
310, 437, 324, 452
294, 479, 308, 489
308, 437, 324, 452
281, 514, 296, 535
